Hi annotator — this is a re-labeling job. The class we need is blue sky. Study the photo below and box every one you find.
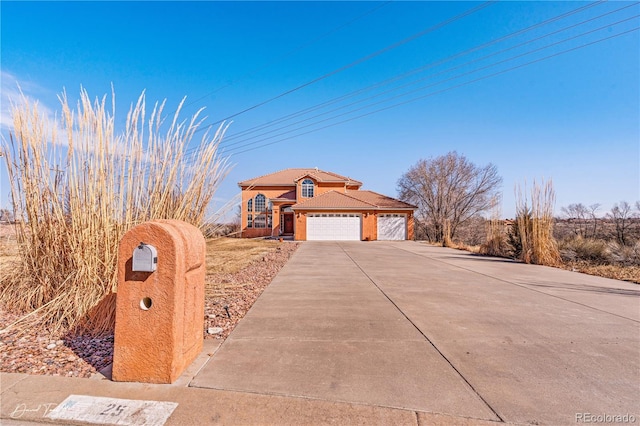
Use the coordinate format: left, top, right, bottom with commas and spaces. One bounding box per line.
1, 1, 638, 219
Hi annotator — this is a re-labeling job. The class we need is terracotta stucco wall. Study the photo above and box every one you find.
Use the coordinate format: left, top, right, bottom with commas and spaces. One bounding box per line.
362, 211, 376, 241
407, 211, 415, 240
294, 212, 307, 241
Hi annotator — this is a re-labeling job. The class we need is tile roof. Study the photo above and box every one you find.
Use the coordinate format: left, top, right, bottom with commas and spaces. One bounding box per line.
346, 190, 417, 209
238, 168, 362, 187
272, 190, 296, 200
292, 190, 416, 210
292, 191, 376, 209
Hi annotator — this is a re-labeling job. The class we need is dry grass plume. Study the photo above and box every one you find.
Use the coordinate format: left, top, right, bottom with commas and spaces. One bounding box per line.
1, 88, 229, 335
515, 180, 561, 266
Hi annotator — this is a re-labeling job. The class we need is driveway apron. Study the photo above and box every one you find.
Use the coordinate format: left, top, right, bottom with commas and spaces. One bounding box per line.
191, 242, 639, 425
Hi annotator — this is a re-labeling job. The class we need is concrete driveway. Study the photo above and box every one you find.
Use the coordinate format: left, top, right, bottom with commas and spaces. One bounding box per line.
191, 242, 640, 425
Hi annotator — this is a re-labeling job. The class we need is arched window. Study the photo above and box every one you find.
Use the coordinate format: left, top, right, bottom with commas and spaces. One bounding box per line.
302, 179, 314, 198
247, 199, 253, 212
255, 194, 266, 212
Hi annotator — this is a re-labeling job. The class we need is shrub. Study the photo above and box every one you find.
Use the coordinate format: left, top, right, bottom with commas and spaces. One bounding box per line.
479, 217, 511, 257
558, 236, 609, 264
607, 240, 640, 266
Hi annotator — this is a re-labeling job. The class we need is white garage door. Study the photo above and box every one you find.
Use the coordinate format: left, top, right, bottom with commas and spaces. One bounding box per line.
307, 213, 361, 241
377, 214, 406, 240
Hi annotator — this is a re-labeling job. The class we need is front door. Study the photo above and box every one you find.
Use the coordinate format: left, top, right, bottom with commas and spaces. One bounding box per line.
283, 213, 294, 234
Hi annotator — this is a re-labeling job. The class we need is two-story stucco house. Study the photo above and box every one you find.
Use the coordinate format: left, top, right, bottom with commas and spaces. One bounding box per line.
238, 168, 416, 241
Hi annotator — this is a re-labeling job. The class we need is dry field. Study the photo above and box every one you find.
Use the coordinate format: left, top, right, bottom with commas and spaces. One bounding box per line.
205, 237, 282, 275
0, 224, 18, 271
0, 230, 298, 378
559, 261, 640, 284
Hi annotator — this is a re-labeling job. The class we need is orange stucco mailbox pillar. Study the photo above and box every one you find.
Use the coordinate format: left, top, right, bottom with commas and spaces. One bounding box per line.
112, 219, 206, 384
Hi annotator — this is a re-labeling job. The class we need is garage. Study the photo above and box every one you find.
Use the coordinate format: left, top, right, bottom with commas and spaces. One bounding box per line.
307, 213, 361, 241
377, 213, 406, 240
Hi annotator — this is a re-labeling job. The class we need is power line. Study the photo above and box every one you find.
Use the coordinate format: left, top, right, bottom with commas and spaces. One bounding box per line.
226, 26, 638, 156
129, 2, 638, 173
173, 1, 394, 114
177, 2, 632, 158
193, 1, 496, 131
218, 0, 607, 145
216, 6, 639, 153
115, 1, 500, 180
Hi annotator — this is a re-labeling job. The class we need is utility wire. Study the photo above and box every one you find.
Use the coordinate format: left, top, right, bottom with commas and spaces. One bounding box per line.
176, 1, 634, 159
173, 1, 393, 114
216, 8, 640, 153
226, 26, 638, 156
193, 1, 496, 131
218, 0, 607, 145
130, 2, 638, 170
107, 1, 500, 179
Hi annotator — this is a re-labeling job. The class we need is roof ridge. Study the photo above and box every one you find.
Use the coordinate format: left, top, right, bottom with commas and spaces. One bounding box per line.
238, 168, 311, 186
293, 169, 320, 182
238, 168, 363, 186
291, 189, 340, 208
238, 167, 293, 185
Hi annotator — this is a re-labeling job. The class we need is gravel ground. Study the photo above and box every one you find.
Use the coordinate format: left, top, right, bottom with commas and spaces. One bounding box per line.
0, 241, 299, 378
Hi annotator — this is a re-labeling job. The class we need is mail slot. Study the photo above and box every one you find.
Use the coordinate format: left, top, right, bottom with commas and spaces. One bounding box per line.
132, 242, 157, 272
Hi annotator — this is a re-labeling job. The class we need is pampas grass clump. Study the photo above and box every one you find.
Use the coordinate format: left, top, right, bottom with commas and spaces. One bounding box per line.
514, 180, 561, 266
1, 88, 229, 335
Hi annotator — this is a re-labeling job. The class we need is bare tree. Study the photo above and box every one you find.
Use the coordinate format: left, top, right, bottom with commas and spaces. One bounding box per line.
397, 151, 502, 243
607, 201, 635, 245
561, 203, 589, 237
0, 208, 14, 223
588, 203, 601, 238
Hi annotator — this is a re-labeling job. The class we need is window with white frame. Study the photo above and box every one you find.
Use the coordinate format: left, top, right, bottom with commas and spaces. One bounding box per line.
254, 214, 266, 228
301, 179, 314, 198
248, 194, 272, 229
255, 194, 266, 212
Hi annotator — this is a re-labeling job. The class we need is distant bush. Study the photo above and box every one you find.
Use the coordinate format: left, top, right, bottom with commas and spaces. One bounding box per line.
558, 236, 609, 264
479, 217, 512, 257
558, 236, 640, 267
607, 240, 640, 266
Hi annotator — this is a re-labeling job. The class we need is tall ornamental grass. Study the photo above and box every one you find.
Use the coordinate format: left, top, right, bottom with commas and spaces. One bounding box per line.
1, 88, 229, 335
479, 202, 509, 257
514, 179, 561, 266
